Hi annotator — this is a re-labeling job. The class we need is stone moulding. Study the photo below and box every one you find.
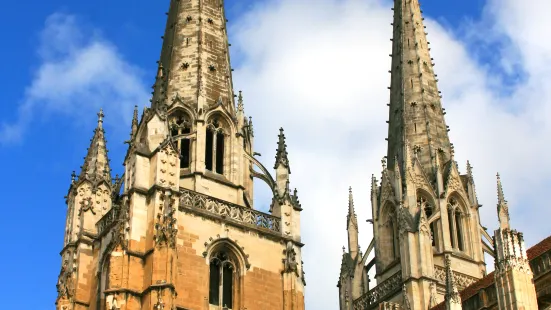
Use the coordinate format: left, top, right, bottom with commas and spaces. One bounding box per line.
353, 271, 402, 310
433, 265, 478, 290
179, 188, 281, 233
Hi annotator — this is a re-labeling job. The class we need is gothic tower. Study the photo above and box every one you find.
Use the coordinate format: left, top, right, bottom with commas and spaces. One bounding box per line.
55, 1, 305, 309
343, 0, 489, 309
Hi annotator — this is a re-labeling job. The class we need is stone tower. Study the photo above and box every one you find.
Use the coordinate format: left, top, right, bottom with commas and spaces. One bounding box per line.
493, 175, 538, 310
55, 0, 305, 309
342, 0, 489, 309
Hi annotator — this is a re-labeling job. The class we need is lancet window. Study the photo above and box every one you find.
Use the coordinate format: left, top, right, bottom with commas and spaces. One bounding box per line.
380, 204, 399, 263
417, 195, 439, 249
169, 112, 192, 169
447, 197, 466, 252
205, 117, 226, 175
209, 251, 236, 309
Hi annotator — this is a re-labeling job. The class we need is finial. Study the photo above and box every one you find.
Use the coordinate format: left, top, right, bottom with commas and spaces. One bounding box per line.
381, 156, 387, 170
342, 246, 346, 254
131, 105, 139, 138
496, 173, 510, 230
71, 171, 76, 183
97, 108, 104, 129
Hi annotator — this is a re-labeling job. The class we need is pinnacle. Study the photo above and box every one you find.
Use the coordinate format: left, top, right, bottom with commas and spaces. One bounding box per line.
79, 109, 112, 185
274, 127, 290, 171
237, 90, 244, 112
497, 173, 506, 204
444, 254, 461, 304
347, 186, 357, 224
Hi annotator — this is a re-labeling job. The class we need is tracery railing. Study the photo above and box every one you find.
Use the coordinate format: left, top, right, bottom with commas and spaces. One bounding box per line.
179, 188, 281, 233
434, 265, 478, 290
96, 205, 121, 235
353, 271, 402, 310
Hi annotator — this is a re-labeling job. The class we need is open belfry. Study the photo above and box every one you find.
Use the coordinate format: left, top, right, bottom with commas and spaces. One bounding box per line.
338, 0, 551, 310
55, 0, 305, 309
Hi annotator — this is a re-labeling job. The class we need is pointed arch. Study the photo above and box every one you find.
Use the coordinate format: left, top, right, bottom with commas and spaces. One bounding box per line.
205, 113, 232, 176
205, 238, 247, 310
447, 193, 469, 253
417, 190, 440, 250
168, 109, 194, 169
379, 202, 399, 264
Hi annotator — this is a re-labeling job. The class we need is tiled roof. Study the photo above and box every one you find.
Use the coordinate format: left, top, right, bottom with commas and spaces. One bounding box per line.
429, 234, 551, 310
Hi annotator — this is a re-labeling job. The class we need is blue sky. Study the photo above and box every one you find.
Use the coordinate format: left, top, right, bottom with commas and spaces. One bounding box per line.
2, 0, 547, 309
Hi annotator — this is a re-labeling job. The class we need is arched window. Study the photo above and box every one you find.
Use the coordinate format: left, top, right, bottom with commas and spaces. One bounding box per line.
380, 204, 399, 263
448, 197, 466, 252
209, 251, 236, 309
205, 118, 226, 175
169, 112, 192, 169
418, 195, 439, 248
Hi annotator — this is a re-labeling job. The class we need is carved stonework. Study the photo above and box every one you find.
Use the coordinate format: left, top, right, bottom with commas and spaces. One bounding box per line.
154, 191, 178, 248
78, 196, 95, 216
352, 271, 402, 309
434, 265, 478, 290
283, 241, 299, 275
179, 188, 281, 233
56, 258, 74, 301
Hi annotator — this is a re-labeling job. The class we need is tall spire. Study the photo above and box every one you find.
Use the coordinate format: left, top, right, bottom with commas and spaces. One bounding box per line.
79, 108, 112, 183
154, 0, 236, 112
496, 173, 510, 230
386, 0, 451, 176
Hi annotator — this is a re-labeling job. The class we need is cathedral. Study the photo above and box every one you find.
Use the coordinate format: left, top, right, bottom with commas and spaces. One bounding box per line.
55, 0, 551, 309
55, 0, 305, 309
337, 0, 551, 310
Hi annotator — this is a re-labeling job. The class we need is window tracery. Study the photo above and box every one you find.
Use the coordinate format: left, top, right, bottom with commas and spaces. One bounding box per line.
209, 251, 237, 309
169, 112, 192, 169
417, 195, 439, 249
205, 117, 226, 175
380, 204, 399, 262
447, 197, 466, 252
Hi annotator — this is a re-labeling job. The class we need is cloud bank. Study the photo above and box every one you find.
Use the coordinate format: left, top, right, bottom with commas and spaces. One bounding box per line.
0, 13, 149, 145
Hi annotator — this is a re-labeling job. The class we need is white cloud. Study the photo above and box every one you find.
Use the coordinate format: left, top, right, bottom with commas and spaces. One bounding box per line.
230, 0, 551, 308
0, 13, 149, 145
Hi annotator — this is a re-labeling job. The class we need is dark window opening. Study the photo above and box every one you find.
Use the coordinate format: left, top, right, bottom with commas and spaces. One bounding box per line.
205, 128, 214, 171
180, 127, 191, 169
171, 127, 179, 137
456, 211, 464, 251
222, 264, 233, 308
209, 262, 220, 305
448, 211, 456, 248
424, 206, 436, 247
216, 132, 224, 174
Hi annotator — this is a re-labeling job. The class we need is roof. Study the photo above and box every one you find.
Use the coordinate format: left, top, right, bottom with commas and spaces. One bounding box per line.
430, 234, 551, 310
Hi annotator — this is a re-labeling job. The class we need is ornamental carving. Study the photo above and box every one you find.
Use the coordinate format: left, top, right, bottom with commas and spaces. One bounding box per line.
283, 241, 299, 275
433, 265, 478, 290
154, 191, 178, 248
78, 197, 95, 216
56, 259, 74, 301
179, 188, 281, 233
352, 271, 402, 309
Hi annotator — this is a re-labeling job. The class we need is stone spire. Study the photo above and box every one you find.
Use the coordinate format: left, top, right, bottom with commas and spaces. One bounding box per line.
154, 0, 236, 113
347, 187, 359, 260
444, 255, 462, 310
274, 128, 290, 172
79, 108, 111, 183
386, 0, 451, 176
496, 173, 510, 230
